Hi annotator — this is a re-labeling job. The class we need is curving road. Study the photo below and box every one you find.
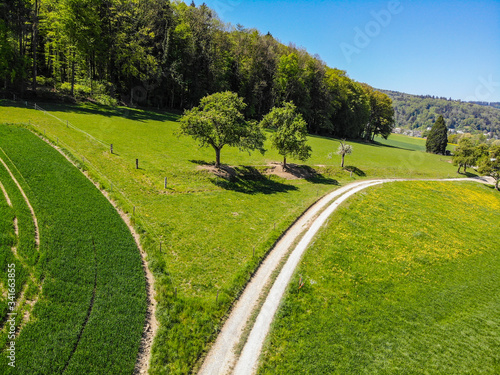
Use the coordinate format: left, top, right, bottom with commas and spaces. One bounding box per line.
198, 177, 494, 375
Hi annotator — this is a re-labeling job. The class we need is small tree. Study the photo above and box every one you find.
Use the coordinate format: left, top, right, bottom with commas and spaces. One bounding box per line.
478, 144, 500, 190
426, 115, 448, 154
453, 137, 476, 173
260, 102, 311, 169
334, 140, 353, 168
179, 91, 265, 168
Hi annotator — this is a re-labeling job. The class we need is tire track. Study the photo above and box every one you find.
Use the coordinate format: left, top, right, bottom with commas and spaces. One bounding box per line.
0, 158, 41, 337
62, 239, 98, 373
0, 154, 40, 249
0, 181, 12, 207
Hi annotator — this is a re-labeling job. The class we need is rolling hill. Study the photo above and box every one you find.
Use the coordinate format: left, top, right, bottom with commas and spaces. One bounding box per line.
380, 89, 500, 138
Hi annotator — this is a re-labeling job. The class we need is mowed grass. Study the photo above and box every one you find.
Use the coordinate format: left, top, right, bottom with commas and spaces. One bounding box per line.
258, 181, 500, 374
0, 100, 462, 372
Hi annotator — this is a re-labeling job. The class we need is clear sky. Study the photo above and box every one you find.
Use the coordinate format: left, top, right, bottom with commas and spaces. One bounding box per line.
185, 0, 500, 102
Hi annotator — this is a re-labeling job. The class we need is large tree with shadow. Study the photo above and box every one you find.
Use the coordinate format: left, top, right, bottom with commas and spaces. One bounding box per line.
260, 101, 312, 169
179, 91, 265, 168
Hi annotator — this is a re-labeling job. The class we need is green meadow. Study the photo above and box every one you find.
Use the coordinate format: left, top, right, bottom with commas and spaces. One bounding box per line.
258, 181, 500, 374
0, 100, 467, 373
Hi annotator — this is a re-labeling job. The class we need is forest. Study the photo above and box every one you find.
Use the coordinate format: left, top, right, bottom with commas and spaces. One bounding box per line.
0, 0, 395, 140
382, 90, 500, 138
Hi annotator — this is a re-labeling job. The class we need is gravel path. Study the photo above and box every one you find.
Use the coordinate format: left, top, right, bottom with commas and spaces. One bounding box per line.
199, 177, 494, 375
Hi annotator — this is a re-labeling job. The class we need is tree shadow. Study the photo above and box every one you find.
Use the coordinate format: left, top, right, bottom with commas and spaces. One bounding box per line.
189, 159, 211, 166
307, 133, 417, 152
2, 99, 180, 123
369, 140, 415, 151
344, 165, 366, 177
293, 165, 339, 185
211, 166, 299, 195
190, 160, 339, 192
306, 174, 340, 185
460, 171, 479, 178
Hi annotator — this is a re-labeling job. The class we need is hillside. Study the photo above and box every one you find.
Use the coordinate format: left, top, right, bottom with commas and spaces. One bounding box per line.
0, 100, 462, 373
380, 89, 500, 138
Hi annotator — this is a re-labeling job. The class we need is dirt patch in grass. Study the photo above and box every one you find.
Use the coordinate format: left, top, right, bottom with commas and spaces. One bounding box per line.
264, 163, 318, 180
196, 164, 238, 179
197, 162, 320, 181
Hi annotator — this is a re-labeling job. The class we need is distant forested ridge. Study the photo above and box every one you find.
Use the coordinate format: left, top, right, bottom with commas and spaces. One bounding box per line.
381, 90, 500, 138
0, 0, 394, 140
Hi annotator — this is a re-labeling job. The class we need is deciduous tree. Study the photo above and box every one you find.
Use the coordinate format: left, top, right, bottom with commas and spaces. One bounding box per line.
260, 101, 311, 169
478, 144, 500, 190
335, 140, 353, 168
453, 137, 476, 173
179, 91, 265, 168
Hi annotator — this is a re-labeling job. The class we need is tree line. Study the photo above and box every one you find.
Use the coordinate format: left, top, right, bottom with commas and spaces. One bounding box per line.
0, 0, 394, 140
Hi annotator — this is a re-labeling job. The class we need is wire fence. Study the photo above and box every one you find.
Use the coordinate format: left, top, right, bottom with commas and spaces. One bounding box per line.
33, 103, 109, 148
4, 97, 162, 240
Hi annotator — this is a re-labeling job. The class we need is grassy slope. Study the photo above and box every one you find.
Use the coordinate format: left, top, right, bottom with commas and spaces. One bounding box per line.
0, 125, 146, 374
0, 100, 463, 373
258, 181, 500, 374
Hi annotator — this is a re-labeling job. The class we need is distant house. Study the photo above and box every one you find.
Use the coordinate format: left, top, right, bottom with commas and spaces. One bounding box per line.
401, 130, 422, 137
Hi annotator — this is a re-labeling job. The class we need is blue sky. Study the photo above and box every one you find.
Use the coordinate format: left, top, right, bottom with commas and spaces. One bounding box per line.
185, 0, 500, 102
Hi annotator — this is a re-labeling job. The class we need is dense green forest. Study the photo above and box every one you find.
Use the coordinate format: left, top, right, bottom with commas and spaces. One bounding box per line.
381, 90, 500, 138
470, 101, 500, 110
0, 0, 394, 140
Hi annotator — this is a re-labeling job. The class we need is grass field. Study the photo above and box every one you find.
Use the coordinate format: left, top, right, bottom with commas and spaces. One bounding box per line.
0, 150, 36, 355
0, 100, 465, 373
258, 181, 500, 374
0, 124, 146, 374
0, 183, 23, 324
